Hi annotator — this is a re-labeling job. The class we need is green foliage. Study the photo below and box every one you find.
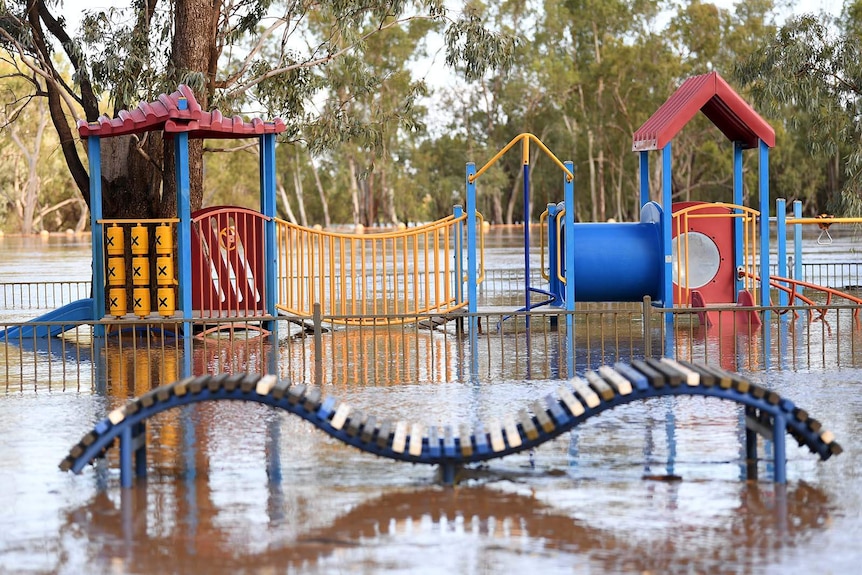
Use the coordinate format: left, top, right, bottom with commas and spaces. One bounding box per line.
2, 0, 855, 226
734, 12, 862, 215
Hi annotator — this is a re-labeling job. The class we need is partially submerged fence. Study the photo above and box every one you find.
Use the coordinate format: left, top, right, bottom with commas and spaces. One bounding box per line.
2, 296, 861, 391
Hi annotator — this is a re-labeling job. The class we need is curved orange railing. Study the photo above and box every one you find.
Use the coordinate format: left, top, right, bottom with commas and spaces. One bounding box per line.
671, 203, 760, 305
744, 271, 862, 324
274, 215, 484, 325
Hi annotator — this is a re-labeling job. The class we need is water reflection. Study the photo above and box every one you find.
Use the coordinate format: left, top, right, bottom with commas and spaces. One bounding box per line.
59, 478, 832, 574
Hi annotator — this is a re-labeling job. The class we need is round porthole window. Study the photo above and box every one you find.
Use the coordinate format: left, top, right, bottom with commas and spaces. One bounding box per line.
671, 231, 721, 289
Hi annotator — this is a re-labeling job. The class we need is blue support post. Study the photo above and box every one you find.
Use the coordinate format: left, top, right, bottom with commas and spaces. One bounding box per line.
759, 141, 771, 308
260, 134, 278, 337
563, 161, 576, 376
776, 199, 788, 308
88, 136, 105, 336
773, 412, 787, 483
793, 200, 803, 281
120, 425, 133, 488
744, 406, 758, 480
466, 164, 478, 322
733, 142, 745, 298
134, 422, 147, 478
661, 143, 673, 314
174, 98, 193, 371
466, 163, 479, 375
639, 151, 650, 211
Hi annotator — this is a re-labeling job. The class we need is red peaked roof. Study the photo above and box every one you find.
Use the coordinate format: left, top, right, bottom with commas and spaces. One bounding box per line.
77, 85, 286, 139
632, 71, 774, 152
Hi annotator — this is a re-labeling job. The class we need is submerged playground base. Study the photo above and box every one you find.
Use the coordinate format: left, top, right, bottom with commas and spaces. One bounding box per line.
61, 358, 842, 487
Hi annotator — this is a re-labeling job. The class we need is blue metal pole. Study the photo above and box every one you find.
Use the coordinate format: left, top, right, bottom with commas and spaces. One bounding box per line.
776, 198, 787, 307
466, 164, 478, 333
773, 412, 787, 483
260, 134, 278, 338
639, 151, 650, 211
758, 141, 771, 344
134, 422, 147, 478
120, 425, 133, 488
88, 136, 105, 336
661, 143, 673, 315
564, 161, 575, 376
174, 98, 193, 371
793, 200, 803, 281
733, 142, 744, 298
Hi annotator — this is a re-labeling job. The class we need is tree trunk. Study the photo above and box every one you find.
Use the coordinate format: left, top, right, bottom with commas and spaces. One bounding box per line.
292, 152, 308, 227
309, 155, 331, 228
277, 181, 298, 224
347, 155, 362, 226
504, 168, 522, 225
381, 167, 399, 225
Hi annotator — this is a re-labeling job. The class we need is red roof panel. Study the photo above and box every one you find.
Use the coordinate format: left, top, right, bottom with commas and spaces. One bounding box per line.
77, 85, 286, 140
632, 71, 775, 151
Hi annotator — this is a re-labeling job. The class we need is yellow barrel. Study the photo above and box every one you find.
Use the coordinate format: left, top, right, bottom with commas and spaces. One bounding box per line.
107, 257, 126, 286
155, 224, 173, 255
155, 255, 174, 285
132, 256, 150, 286
133, 287, 151, 317
157, 287, 176, 317
106, 226, 124, 256
130, 225, 148, 255
108, 287, 127, 317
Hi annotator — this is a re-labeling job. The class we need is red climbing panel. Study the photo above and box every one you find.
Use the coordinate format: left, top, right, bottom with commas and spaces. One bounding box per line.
191, 206, 268, 318
671, 201, 736, 306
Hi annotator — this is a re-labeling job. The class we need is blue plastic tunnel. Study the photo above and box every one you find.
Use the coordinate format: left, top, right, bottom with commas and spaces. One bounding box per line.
560, 202, 662, 302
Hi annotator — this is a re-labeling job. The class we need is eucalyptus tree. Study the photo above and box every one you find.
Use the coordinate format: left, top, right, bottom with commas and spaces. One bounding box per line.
0, 0, 515, 223
432, 0, 561, 225
0, 61, 81, 233
735, 7, 862, 215
534, 0, 669, 222
305, 7, 438, 226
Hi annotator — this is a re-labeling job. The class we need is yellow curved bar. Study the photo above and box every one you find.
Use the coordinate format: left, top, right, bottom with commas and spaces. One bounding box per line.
555, 210, 566, 285
469, 133, 574, 183
785, 217, 862, 225
476, 212, 486, 284
539, 209, 549, 281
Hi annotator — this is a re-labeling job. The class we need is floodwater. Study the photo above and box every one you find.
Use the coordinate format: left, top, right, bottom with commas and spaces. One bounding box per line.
1, 231, 862, 575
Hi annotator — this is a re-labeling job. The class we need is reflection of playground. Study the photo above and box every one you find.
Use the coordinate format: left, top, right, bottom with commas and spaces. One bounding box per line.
61, 480, 832, 573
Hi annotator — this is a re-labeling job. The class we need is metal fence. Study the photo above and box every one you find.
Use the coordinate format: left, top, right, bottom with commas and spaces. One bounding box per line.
2, 298, 860, 391
0, 281, 91, 310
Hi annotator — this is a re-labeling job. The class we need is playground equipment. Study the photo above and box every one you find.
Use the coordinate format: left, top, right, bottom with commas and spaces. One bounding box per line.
60, 358, 842, 487
5, 72, 862, 349
478, 73, 777, 329
0, 86, 285, 342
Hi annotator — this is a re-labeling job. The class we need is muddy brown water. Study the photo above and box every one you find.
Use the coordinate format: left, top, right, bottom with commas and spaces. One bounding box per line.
1, 233, 860, 574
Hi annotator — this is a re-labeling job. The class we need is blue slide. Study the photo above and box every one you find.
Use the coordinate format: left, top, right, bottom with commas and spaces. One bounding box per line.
0, 298, 95, 340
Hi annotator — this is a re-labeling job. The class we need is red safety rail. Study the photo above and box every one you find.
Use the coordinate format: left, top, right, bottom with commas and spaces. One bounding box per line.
191, 206, 269, 319
746, 272, 862, 326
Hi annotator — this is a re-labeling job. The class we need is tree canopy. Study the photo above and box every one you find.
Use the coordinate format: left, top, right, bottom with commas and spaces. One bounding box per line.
0, 0, 857, 233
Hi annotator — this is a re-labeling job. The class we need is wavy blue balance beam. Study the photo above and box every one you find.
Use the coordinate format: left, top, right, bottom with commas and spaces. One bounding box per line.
60, 358, 842, 488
